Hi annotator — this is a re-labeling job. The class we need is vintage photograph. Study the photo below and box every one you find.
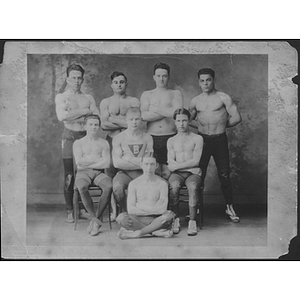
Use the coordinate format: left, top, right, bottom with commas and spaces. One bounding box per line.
1, 41, 297, 259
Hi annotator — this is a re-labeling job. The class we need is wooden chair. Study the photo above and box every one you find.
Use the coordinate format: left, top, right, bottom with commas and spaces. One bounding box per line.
179, 186, 204, 229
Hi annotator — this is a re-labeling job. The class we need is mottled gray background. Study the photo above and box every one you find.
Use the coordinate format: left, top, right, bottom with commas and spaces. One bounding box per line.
27, 54, 268, 204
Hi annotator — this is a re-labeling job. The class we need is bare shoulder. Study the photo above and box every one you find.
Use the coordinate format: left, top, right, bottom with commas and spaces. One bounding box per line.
172, 89, 182, 96
128, 96, 140, 105
100, 97, 111, 108
190, 132, 203, 142
142, 89, 155, 97
55, 92, 66, 103
217, 91, 232, 103
98, 137, 109, 147
191, 93, 203, 103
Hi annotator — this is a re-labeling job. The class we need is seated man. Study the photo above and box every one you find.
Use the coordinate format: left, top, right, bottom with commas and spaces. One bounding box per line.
116, 152, 175, 239
73, 115, 112, 236
112, 107, 153, 212
167, 108, 203, 236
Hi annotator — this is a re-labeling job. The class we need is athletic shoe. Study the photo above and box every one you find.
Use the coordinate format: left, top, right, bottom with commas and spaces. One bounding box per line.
187, 220, 197, 236
225, 208, 240, 223
65, 210, 74, 223
172, 217, 180, 234
90, 219, 102, 236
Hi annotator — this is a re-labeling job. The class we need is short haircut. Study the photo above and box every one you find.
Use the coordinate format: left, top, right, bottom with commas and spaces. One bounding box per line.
125, 107, 141, 117
197, 68, 215, 79
84, 114, 100, 125
110, 71, 127, 82
173, 108, 191, 120
153, 62, 170, 75
67, 64, 85, 77
141, 151, 158, 162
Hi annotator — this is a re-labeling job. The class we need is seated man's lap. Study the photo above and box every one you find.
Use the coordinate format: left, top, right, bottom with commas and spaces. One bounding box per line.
113, 170, 143, 188
75, 169, 110, 188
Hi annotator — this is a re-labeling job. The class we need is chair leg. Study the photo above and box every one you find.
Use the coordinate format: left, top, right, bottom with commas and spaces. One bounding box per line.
198, 188, 203, 230
73, 189, 79, 231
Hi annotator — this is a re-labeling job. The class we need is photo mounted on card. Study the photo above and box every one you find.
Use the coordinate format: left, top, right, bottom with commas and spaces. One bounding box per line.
0, 41, 297, 259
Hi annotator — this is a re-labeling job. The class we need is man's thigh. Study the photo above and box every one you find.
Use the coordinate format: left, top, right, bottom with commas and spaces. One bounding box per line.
113, 171, 132, 189
169, 172, 185, 186
75, 170, 93, 187
93, 171, 112, 187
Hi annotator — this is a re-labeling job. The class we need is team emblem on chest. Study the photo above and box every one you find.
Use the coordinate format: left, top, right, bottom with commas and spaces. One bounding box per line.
128, 144, 144, 157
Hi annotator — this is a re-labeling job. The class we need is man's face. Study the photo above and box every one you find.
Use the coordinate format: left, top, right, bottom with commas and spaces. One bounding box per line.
85, 118, 100, 134
141, 157, 158, 175
175, 114, 189, 132
199, 74, 214, 93
67, 70, 84, 92
153, 68, 169, 88
126, 112, 141, 130
111, 75, 127, 94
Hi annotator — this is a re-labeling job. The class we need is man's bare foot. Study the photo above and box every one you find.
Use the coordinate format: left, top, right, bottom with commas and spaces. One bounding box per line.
117, 227, 141, 239
152, 229, 174, 238
225, 205, 240, 223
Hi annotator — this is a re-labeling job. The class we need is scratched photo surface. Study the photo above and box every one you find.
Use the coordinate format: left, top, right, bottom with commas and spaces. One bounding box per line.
0, 42, 297, 259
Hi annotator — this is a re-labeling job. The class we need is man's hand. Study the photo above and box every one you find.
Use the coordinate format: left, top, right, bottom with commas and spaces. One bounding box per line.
120, 214, 133, 228
168, 162, 177, 172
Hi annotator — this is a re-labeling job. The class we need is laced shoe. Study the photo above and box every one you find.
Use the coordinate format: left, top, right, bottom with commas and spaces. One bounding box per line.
187, 220, 197, 236
90, 219, 102, 236
172, 217, 180, 234
225, 208, 240, 223
65, 210, 74, 223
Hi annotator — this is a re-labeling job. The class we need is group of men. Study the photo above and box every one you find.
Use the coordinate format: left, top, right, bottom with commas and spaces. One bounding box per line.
55, 62, 242, 239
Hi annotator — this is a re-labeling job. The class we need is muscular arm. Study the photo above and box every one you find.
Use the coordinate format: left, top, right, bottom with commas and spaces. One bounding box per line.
168, 136, 203, 172
87, 141, 110, 169
136, 181, 168, 214
127, 182, 149, 215
221, 94, 242, 128
108, 115, 127, 128
99, 99, 122, 131
189, 97, 198, 121
55, 94, 92, 122
87, 95, 100, 116
112, 136, 141, 170
140, 92, 164, 122
151, 90, 183, 118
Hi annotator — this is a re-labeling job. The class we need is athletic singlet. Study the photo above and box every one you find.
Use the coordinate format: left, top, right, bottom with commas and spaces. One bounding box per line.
121, 132, 148, 158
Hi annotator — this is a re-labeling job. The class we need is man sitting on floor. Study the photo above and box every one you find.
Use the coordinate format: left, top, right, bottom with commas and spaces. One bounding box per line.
116, 152, 175, 239
73, 115, 112, 236
167, 108, 203, 236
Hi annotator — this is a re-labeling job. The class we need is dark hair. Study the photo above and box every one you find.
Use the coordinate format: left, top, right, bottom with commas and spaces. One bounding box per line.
84, 114, 100, 125
141, 151, 158, 162
173, 108, 191, 120
67, 64, 85, 77
153, 62, 170, 75
125, 107, 141, 117
197, 68, 215, 79
110, 71, 127, 82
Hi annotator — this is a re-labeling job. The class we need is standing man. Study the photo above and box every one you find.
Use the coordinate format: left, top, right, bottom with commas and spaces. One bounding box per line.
167, 108, 203, 236
100, 71, 140, 220
55, 64, 100, 223
73, 115, 112, 236
189, 68, 242, 222
112, 107, 153, 212
116, 152, 175, 239
140, 62, 183, 180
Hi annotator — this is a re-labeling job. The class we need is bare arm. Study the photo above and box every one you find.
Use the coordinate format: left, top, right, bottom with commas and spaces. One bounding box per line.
221, 93, 242, 128
108, 115, 128, 128
168, 136, 203, 172
127, 182, 149, 215
140, 91, 164, 122
112, 136, 141, 170
87, 141, 110, 169
189, 96, 198, 121
99, 99, 122, 131
87, 95, 100, 116
150, 90, 183, 118
55, 94, 92, 122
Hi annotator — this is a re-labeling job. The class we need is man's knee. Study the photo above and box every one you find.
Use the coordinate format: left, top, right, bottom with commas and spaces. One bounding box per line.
64, 174, 74, 192
161, 210, 175, 224
219, 172, 231, 186
113, 182, 126, 199
99, 180, 113, 195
